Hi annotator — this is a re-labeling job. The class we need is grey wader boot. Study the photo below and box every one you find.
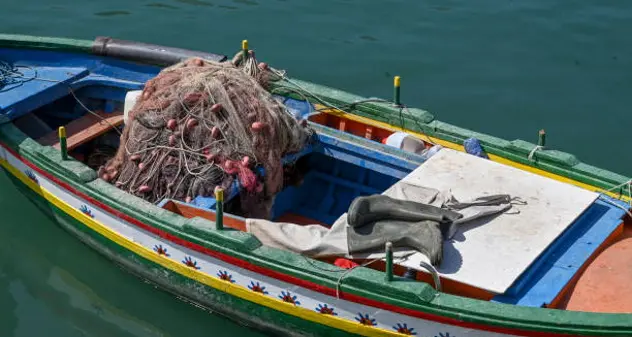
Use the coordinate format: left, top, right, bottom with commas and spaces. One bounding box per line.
346, 195, 462, 266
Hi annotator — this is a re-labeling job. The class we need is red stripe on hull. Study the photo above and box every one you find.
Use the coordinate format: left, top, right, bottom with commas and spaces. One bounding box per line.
1, 142, 577, 337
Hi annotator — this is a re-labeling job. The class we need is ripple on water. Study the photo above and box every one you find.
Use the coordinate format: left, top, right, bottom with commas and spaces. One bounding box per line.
146, 3, 180, 9
360, 35, 378, 42
94, 10, 131, 17
233, 0, 259, 6
432, 6, 451, 11
175, 0, 214, 7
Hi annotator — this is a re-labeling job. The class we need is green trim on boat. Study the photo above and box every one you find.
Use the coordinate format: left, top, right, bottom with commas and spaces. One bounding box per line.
272, 80, 631, 198
1, 33, 629, 197
2, 120, 632, 336
7, 175, 349, 337
1, 34, 632, 336
0, 34, 93, 53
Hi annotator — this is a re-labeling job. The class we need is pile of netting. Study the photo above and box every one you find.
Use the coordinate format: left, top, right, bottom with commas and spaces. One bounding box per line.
99, 52, 313, 219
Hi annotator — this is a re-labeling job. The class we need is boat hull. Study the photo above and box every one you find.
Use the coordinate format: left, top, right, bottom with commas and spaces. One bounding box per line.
0, 141, 515, 337
6, 173, 336, 337
10, 118, 597, 337
0, 150, 364, 337
2, 35, 632, 337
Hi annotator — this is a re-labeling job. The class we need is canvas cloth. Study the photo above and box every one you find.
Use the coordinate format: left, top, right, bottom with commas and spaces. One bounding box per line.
246, 181, 512, 260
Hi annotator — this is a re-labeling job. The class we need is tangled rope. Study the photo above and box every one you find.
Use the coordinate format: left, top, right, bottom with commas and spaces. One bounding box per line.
0, 60, 35, 92
100, 52, 313, 219
269, 68, 437, 146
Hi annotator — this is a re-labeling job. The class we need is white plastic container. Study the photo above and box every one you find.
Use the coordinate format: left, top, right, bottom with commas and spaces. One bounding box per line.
123, 90, 143, 124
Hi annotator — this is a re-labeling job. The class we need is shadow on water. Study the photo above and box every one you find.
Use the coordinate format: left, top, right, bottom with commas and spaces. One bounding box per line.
0, 171, 267, 337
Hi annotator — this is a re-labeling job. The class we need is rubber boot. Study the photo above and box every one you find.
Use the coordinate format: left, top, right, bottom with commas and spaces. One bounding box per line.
347, 194, 462, 228
347, 219, 444, 266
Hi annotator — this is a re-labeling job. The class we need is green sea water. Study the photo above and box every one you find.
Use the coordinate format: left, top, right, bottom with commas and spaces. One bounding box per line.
1, 0, 632, 335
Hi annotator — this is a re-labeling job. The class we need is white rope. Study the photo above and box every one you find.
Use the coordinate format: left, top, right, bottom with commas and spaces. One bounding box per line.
528, 145, 544, 161
272, 71, 438, 146
335, 258, 382, 299
600, 178, 632, 206
598, 194, 632, 219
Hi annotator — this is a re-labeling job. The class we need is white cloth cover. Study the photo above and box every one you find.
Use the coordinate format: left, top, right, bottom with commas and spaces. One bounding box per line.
246, 182, 511, 258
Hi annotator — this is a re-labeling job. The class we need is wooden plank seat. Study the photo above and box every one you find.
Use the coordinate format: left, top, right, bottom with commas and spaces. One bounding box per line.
38, 110, 124, 151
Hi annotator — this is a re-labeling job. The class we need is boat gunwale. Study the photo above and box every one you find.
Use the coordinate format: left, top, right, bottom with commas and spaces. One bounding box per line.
2, 33, 630, 201
4, 127, 625, 337
1, 34, 632, 336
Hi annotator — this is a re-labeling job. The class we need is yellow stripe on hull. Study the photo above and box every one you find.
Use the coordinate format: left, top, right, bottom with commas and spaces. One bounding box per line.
0, 157, 407, 337
316, 105, 630, 202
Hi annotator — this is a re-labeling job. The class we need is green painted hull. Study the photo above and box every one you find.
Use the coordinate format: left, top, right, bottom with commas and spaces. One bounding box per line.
2, 33, 632, 337
6, 171, 348, 337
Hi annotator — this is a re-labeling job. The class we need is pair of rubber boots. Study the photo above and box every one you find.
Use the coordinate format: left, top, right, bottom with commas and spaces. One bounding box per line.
346, 194, 462, 267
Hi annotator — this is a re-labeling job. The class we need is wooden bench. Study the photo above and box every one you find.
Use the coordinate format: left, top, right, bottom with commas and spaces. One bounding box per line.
38, 110, 124, 151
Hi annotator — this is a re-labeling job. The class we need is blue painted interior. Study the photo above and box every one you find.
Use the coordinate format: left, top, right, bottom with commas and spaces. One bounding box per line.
271, 152, 400, 225
0, 48, 156, 121
0, 66, 89, 120
2, 48, 629, 306
190, 180, 241, 210
492, 197, 627, 307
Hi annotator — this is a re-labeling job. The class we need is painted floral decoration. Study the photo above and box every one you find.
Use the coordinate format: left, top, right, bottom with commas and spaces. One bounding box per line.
217, 270, 235, 283
355, 313, 376, 326
182, 256, 200, 270
315, 304, 337, 315
153, 244, 170, 257
435, 333, 453, 337
279, 291, 300, 305
79, 205, 95, 218
248, 281, 268, 295
393, 323, 417, 335
25, 169, 38, 184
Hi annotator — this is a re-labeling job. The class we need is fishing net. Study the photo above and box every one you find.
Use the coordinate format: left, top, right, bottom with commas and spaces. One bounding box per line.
99, 51, 313, 219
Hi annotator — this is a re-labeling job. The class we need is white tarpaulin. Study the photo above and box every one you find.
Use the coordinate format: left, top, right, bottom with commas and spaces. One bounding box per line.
380, 149, 598, 294
247, 148, 598, 294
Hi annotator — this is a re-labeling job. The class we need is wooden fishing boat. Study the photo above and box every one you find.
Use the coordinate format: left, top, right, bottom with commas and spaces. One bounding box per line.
2, 34, 632, 337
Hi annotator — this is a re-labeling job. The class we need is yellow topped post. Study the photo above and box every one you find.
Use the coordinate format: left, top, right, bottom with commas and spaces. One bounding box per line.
393, 76, 401, 106
58, 126, 68, 160
214, 187, 224, 230
242, 39, 249, 63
